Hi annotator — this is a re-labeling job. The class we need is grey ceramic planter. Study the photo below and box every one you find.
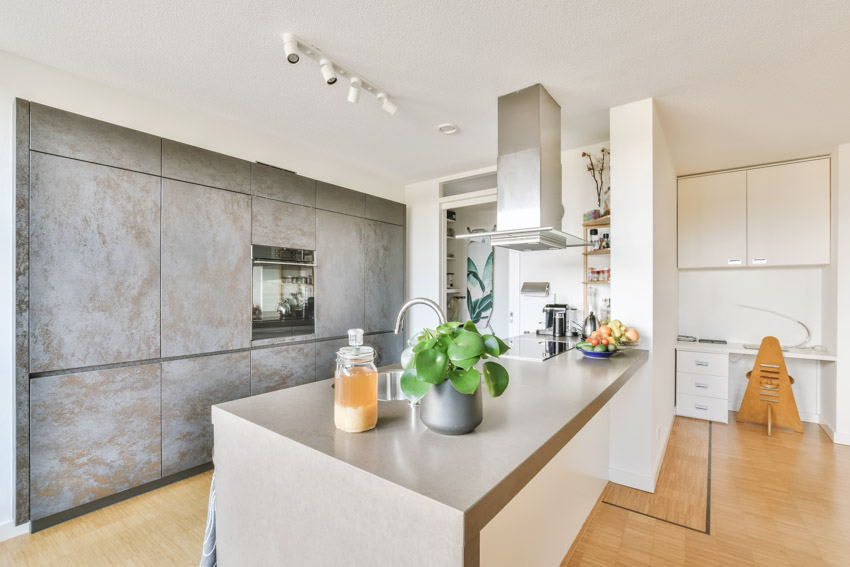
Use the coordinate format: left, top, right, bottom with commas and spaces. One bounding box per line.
419, 379, 483, 435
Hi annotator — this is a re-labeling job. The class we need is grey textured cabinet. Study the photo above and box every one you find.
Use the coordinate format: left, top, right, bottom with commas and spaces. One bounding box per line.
365, 195, 405, 226
161, 179, 251, 357
162, 139, 251, 194
315, 338, 348, 381
251, 196, 316, 250
364, 220, 405, 332
29, 152, 161, 373
30, 364, 162, 520
161, 352, 250, 476
29, 103, 161, 175
252, 163, 316, 207
316, 181, 366, 217
368, 332, 404, 367
251, 342, 316, 395
315, 210, 365, 338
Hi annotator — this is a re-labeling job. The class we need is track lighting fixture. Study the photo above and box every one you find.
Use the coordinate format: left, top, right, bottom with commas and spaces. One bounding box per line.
348, 77, 362, 104
377, 93, 398, 116
319, 59, 337, 85
282, 33, 300, 64
282, 33, 397, 115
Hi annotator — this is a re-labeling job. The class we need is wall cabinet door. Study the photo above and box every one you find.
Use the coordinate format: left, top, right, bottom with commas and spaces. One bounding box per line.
364, 220, 405, 332
677, 171, 747, 269
161, 179, 251, 357
315, 210, 365, 338
746, 158, 830, 267
251, 196, 316, 250
251, 342, 316, 395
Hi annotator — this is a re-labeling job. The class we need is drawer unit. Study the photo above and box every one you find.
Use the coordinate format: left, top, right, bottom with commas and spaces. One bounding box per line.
676, 372, 728, 400
676, 393, 728, 423
676, 351, 729, 377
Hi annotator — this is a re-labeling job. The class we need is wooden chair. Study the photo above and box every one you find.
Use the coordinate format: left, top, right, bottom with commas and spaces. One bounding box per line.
737, 336, 803, 435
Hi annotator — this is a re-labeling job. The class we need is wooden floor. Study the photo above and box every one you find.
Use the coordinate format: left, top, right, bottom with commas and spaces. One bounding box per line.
2, 414, 849, 566
567, 414, 850, 566
601, 417, 710, 532
0, 470, 212, 566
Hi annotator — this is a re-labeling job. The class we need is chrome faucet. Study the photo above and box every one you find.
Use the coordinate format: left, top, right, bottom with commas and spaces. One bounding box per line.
393, 298, 447, 334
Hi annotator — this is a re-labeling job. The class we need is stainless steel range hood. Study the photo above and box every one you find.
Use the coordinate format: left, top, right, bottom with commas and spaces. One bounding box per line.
457, 84, 589, 251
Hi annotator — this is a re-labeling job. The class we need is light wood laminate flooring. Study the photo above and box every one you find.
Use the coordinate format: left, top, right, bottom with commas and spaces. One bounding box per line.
2, 413, 849, 566
566, 413, 850, 566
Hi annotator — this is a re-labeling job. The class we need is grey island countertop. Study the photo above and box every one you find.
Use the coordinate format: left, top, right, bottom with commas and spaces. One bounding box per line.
213, 347, 648, 538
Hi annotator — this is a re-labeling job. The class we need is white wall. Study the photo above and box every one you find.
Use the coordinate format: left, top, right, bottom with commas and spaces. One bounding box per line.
0, 50, 403, 531
607, 98, 677, 492
516, 142, 608, 334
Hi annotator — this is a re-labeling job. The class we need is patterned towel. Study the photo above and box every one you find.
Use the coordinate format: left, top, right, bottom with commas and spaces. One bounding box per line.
200, 472, 217, 567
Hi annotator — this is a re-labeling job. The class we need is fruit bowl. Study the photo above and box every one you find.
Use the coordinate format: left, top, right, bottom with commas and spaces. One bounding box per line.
578, 349, 618, 359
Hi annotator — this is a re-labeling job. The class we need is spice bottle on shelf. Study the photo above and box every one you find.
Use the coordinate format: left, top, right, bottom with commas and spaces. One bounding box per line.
334, 329, 377, 433
589, 229, 599, 250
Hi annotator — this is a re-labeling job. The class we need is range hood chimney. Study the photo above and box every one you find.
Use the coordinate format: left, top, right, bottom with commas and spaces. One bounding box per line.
457, 84, 589, 251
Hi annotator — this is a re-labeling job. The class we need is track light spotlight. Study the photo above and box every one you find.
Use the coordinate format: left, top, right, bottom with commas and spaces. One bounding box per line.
348, 77, 362, 104
377, 93, 398, 116
319, 59, 337, 85
282, 33, 300, 64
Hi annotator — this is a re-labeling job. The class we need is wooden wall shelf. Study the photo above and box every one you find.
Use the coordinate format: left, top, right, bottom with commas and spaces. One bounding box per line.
583, 249, 611, 256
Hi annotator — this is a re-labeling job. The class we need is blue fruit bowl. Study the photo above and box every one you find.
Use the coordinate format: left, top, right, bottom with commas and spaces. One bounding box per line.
578, 349, 617, 359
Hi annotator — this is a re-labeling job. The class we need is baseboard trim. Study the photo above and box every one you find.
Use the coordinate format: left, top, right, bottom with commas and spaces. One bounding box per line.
0, 520, 30, 543
799, 411, 821, 424
821, 422, 850, 445
608, 466, 655, 493
31, 462, 213, 533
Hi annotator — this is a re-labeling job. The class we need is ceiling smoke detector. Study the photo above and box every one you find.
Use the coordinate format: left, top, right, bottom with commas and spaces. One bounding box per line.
438, 123, 459, 135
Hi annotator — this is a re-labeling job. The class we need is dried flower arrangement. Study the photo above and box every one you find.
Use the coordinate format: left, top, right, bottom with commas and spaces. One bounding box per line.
582, 148, 610, 211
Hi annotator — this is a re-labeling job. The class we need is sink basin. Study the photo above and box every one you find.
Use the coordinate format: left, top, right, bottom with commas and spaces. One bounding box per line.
377, 369, 407, 402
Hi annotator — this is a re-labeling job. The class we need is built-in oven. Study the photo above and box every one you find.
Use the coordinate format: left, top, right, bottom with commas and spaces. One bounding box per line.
251, 245, 315, 341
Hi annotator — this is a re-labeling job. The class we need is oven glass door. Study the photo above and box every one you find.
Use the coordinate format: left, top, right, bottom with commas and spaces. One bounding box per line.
252, 261, 314, 340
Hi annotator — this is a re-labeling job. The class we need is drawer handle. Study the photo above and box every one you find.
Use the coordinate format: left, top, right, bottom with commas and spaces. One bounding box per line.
695, 382, 709, 389
695, 361, 709, 367
752, 258, 767, 265
727, 259, 742, 266
695, 404, 709, 411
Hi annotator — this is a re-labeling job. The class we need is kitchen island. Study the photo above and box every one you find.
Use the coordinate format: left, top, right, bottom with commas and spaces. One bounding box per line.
212, 347, 648, 566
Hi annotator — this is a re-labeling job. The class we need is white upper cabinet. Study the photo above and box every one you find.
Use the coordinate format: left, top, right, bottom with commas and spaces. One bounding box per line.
746, 158, 830, 267
678, 171, 747, 269
678, 158, 830, 269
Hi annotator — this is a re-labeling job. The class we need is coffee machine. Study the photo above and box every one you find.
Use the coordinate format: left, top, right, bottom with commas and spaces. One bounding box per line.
538, 304, 579, 337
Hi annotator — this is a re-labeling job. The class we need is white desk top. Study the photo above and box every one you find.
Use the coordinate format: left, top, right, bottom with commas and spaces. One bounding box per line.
675, 341, 837, 362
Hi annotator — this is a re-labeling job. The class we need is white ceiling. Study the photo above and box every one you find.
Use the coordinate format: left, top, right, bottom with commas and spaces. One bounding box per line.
2, 1, 850, 190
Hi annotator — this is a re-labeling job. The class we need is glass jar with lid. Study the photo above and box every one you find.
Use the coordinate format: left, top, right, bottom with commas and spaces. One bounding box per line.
334, 329, 378, 433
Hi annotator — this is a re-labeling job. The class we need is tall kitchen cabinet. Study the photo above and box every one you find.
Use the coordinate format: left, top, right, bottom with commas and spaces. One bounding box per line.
677, 157, 830, 268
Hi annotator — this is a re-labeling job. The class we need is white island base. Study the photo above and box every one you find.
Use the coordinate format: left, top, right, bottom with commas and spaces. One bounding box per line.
212, 349, 646, 566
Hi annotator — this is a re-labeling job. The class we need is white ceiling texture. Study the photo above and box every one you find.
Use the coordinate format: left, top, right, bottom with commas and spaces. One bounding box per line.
2, 1, 850, 192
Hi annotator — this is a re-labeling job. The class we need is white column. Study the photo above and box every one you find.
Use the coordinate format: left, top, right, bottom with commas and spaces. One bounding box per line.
608, 98, 678, 491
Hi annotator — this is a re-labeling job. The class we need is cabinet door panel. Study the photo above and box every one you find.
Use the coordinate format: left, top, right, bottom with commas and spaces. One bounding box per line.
161, 179, 251, 357
251, 342, 316, 395
162, 139, 251, 194
315, 211, 365, 338
315, 338, 348, 381
29, 152, 161, 372
677, 171, 747, 269
364, 220, 405, 332
30, 364, 162, 520
365, 195, 405, 226
316, 181, 366, 217
30, 103, 161, 175
162, 352, 250, 476
746, 159, 830, 266
251, 163, 316, 207
251, 196, 316, 250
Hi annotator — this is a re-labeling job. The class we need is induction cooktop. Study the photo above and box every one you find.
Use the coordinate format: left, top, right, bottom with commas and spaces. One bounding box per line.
501, 336, 578, 362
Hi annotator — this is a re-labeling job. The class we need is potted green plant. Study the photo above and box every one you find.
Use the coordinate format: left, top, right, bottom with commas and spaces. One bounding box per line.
399, 321, 510, 435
